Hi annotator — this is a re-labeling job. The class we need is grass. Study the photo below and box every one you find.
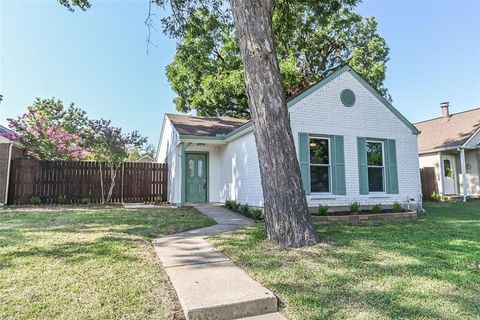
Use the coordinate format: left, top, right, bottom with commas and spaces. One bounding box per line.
0, 207, 215, 320
209, 202, 480, 319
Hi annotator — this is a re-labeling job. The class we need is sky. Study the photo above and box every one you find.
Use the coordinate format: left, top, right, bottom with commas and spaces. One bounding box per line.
1, 0, 479, 145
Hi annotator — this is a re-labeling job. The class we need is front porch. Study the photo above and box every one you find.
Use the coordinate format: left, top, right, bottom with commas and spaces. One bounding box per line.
437, 148, 480, 200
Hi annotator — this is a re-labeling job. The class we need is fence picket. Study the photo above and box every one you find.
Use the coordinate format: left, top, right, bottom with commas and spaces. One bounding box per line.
7, 159, 167, 205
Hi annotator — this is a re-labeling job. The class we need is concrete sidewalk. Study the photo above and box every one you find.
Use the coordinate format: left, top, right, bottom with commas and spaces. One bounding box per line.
153, 205, 285, 320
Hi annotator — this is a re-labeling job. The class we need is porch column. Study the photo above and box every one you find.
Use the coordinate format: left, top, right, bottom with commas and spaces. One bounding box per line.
459, 148, 468, 202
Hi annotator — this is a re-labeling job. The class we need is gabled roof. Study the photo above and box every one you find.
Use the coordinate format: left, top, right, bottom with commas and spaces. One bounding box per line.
287, 65, 419, 135
166, 113, 248, 137
164, 64, 418, 140
415, 108, 480, 153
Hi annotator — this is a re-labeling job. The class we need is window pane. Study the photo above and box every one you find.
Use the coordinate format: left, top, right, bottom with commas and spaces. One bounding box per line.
198, 160, 203, 178
310, 138, 329, 164
368, 167, 384, 192
443, 159, 452, 177
367, 142, 383, 166
189, 160, 194, 178
311, 166, 330, 193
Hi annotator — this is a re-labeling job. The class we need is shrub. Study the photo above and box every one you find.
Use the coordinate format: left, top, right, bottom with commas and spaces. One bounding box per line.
230, 200, 240, 211
431, 191, 442, 202
225, 199, 235, 210
58, 195, 68, 205
80, 197, 91, 205
238, 204, 250, 216
392, 201, 403, 212
317, 204, 329, 216
30, 196, 41, 205
371, 203, 383, 214
349, 202, 360, 214
154, 196, 163, 204
250, 208, 263, 220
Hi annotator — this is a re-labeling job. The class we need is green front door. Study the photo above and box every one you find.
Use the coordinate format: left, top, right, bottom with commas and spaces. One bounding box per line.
185, 153, 208, 203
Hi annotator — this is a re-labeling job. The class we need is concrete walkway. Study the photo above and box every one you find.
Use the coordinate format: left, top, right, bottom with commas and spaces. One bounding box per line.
153, 205, 285, 320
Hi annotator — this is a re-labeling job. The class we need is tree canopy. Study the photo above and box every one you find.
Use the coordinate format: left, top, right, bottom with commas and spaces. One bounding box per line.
166, 1, 390, 118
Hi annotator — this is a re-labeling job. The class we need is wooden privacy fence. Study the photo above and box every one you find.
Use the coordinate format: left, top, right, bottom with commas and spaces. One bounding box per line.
420, 167, 438, 200
8, 159, 168, 205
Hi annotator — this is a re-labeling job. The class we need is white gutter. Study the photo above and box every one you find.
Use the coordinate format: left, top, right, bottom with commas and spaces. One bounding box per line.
4, 143, 13, 206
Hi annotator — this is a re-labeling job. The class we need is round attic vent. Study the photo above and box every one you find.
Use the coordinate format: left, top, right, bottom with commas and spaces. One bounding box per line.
340, 89, 356, 107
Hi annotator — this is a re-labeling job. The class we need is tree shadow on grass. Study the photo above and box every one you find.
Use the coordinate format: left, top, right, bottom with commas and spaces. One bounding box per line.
1, 235, 143, 269
210, 206, 480, 319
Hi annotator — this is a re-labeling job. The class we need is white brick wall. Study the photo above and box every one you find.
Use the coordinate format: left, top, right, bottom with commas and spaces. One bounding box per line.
156, 118, 181, 203
218, 133, 264, 206
218, 70, 421, 207
161, 69, 422, 208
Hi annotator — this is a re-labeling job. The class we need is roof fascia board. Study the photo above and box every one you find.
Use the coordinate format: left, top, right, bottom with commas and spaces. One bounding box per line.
462, 127, 480, 149
419, 146, 463, 154
286, 65, 350, 108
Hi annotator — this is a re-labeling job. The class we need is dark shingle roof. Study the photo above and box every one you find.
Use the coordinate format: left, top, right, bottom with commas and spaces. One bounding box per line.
415, 108, 480, 153
0, 124, 14, 135
166, 113, 249, 137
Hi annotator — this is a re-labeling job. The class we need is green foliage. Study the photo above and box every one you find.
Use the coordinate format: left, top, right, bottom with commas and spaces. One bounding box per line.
431, 191, 449, 202
250, 208, 263, 221
58, 195, 68, 205
127, 144, 156, 162
431, 191, 442, 202
80, 197, 91, 205
166, 2, 390, 117
371, 203, 383, 214
154, 196, 163, 204
392, 202, 403, 212
225, 199, 240, 211
238, 204, 250, 216
349, 202, 360, 213
8, 98, 90, 160
317, 204, 330, 216
30, 196, 41, 205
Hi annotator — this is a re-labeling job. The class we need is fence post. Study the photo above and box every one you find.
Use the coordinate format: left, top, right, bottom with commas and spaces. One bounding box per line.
121, 162, 124, 203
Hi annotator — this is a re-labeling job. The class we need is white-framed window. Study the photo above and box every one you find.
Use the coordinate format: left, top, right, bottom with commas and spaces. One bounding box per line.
366, 140, 385, 192
309, 137, 331, 193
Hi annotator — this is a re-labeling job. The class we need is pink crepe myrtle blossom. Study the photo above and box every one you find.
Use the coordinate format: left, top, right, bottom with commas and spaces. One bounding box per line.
0, 132, 18, 141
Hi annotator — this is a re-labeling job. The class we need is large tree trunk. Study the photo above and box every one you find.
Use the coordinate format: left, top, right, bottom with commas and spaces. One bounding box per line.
230, 0, 318, 247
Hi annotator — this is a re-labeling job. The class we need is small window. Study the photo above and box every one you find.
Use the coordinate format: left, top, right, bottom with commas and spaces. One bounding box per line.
309, 137, 330, 193
443, 159, 452, 177
198, 160, 203, 178
189, 159, 194, 178
366, 141, 385, 192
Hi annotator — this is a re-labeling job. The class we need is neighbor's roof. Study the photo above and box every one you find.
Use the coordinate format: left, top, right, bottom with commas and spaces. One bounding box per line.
415, 107, 480, 153
166, 113, 249, 137
0, 124, 14, 135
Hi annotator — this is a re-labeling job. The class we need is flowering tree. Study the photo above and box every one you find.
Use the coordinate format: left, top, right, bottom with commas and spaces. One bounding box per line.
8, 98, 90, 160
86, 119, 147, 203
0, 132, 18, 141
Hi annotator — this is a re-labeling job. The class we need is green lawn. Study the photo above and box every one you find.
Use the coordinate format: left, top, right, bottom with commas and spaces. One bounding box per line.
210, 202, 480, 320
0, 207, 215, 320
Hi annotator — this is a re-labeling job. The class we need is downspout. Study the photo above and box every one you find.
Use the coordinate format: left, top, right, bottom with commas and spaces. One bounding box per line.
4, 143, 13, 206
458, 147, 468, 202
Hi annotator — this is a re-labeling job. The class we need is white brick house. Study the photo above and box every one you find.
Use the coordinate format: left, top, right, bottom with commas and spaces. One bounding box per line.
156, 65, 421, 209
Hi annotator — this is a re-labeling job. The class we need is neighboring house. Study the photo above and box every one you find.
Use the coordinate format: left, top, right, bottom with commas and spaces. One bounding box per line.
135, 155, 155, 163
415, 103, 480, 201
0, 125, 24, 206
156, 65, 421, 210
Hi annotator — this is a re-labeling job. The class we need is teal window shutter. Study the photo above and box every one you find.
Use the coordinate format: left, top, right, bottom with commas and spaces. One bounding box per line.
357, 137, 369, 194
298, 133, 311, 195
331, 135, 346, 195
385, 139, 399, 194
